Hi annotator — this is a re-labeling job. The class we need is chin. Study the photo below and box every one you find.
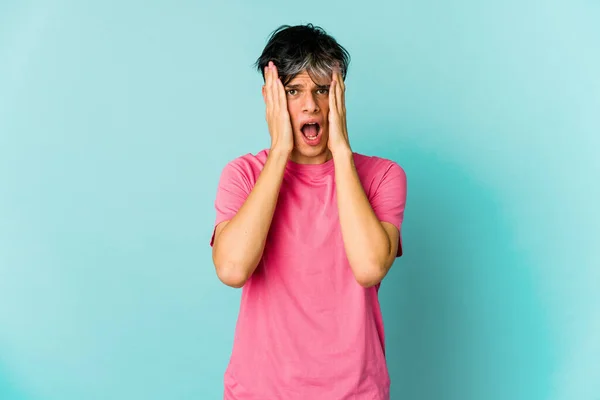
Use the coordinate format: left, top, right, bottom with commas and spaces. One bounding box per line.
292, 133, 330, 163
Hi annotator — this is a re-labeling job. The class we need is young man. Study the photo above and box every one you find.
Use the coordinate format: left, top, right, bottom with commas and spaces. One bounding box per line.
210, 24, 407, 399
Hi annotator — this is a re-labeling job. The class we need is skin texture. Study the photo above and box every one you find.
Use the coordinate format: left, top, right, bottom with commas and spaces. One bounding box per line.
278, 69, 332, 164
262, 61, 295, 156
212, 62, 399, 288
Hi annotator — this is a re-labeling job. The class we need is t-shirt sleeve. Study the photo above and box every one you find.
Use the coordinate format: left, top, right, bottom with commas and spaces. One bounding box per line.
370, 161, 407, 257
210, 160, 252, 247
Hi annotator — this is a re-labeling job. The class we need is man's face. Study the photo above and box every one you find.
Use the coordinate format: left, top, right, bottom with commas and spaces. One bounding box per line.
283, 71, 332, 164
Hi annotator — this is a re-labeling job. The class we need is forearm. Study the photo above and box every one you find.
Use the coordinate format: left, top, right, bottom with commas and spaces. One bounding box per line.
333, 149, 391, 286
213, 149, 289, 286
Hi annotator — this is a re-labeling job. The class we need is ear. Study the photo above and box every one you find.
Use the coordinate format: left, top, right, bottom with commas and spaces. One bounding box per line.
262, 85, 266, 104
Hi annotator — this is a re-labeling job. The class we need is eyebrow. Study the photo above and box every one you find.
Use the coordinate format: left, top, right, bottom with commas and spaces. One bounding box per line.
285, 83, 331, 90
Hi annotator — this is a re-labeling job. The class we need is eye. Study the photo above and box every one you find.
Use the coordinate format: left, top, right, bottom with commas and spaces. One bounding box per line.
286, 89, 298, 96
316, 88, 329, 95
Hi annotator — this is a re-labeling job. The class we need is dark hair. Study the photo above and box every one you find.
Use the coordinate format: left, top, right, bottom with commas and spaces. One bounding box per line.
254, 24, 351, 86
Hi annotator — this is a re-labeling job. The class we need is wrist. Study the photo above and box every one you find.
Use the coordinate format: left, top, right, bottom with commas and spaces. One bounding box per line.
330, 143, 353, 160
268, 146, 292, 162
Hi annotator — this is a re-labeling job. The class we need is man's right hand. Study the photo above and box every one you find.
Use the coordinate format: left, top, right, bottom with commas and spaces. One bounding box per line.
263, 61, 294, 155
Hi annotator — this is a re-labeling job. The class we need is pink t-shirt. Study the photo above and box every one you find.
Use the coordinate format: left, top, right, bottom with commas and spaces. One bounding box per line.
210, 149, 407, 400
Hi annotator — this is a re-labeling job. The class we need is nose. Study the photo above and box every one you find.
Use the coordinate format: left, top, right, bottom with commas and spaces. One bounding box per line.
302, 92, 320, 113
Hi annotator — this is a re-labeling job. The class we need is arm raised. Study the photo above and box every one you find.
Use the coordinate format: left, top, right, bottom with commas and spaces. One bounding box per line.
212, 61, 294, 288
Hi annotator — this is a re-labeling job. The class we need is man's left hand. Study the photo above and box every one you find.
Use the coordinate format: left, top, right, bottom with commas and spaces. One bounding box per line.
327, 68, 351, 156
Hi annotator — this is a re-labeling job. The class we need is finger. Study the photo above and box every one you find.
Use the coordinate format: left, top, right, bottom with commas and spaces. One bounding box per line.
264, 66, 270, 110
276, 78, 286, 112
272, 64, 283, 110
265, 64, 273, 114
335, 71, 344, 112
331, 66, 343, 89
272, 61, 279, 80
329, 79, 337, 111
266, 61, 272, 88
273, 64, 287, 111
269, 62, 280, 113
266, 62, 277, 109
337, 69, 346, 92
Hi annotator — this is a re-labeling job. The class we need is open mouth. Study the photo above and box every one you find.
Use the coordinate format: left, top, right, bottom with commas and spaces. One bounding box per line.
301, 122, 321, 140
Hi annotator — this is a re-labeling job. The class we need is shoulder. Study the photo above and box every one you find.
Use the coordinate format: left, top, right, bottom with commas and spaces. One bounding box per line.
215, 149, 269, 193
353, 152, 406, 181
220, 149, 269, 176
223, 148, 269, 168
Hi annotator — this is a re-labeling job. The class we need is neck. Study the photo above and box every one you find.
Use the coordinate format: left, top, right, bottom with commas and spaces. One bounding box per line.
289, 148, 333, 165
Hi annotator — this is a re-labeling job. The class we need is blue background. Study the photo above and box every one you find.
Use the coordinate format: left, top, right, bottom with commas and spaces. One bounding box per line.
1, 1, 598, 399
